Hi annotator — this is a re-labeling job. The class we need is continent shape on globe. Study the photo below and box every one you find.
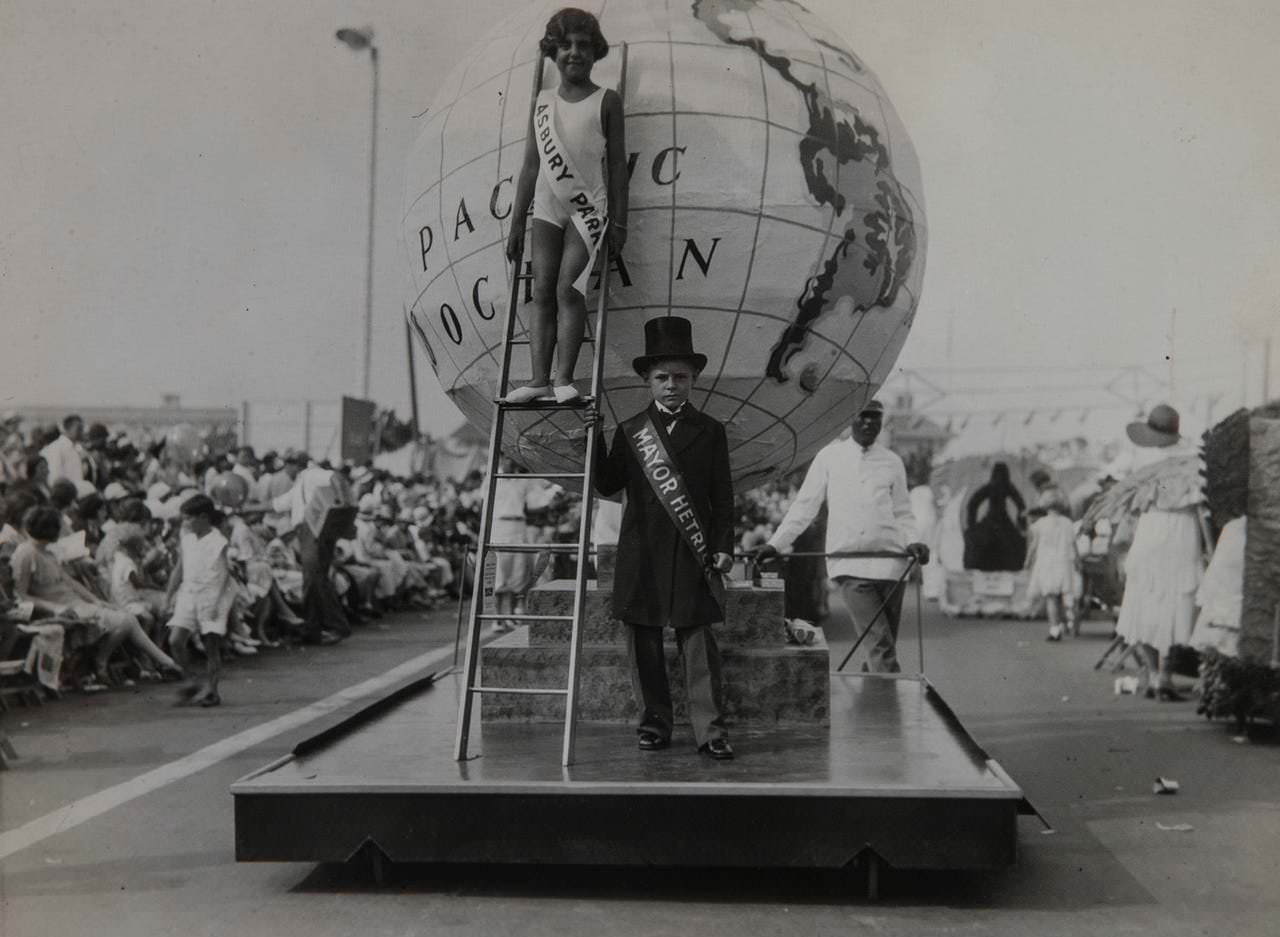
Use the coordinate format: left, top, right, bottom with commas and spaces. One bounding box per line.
403, 0, 926, 487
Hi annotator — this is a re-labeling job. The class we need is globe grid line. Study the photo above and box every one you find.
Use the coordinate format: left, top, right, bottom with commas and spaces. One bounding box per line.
736, 283, 916, 469
434, 33, 507, 384
706, 0, 848, 348
725, 305, 879, 475
795, 23, 847, 377
409, 193, 895, 327
731, 281, 920, 477
664, 5, 678, 319
409, 235, 502, 314
575, 379, 804, 469
582, 36, 876, 100
703, 4, 769, 405
705, 4, 847, 433
402, 22, 882, 222
476, 300, 875, 386
405, 102, 882, 233
409, 191, 903, 323
422, 41, 488, 382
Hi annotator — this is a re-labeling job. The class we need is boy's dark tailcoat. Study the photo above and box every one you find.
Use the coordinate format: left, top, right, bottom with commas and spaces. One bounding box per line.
594, 402, 735, 629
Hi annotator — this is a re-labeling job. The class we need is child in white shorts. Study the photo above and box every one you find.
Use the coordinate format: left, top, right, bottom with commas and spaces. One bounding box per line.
164, 494, 235, 706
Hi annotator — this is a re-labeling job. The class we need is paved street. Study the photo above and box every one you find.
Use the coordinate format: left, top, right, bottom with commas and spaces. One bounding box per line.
1, 597, 1276, 937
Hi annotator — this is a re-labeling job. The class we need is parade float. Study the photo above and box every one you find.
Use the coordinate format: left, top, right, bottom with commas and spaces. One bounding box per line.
234, 1, 1033, 883
1194, 402, 1280, 731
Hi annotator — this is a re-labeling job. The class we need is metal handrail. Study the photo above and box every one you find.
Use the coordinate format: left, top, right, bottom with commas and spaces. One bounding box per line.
741, 548, 927, 676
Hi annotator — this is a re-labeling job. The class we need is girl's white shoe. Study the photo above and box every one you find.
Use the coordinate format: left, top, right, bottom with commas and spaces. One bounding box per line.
552, 383, 581, 403
504, 384, 552, 403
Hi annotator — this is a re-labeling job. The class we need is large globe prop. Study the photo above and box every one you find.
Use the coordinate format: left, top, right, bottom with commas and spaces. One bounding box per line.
404, 0, 926, 487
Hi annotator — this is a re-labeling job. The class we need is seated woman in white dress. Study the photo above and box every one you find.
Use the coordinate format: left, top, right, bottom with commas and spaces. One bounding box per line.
11, 506, 182, 687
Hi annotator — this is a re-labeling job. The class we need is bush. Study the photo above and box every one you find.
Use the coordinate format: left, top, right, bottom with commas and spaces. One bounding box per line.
1197, 649, 1280, 732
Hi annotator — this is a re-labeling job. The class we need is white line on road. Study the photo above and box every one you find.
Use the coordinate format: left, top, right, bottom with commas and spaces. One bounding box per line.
0, 642, 459, 862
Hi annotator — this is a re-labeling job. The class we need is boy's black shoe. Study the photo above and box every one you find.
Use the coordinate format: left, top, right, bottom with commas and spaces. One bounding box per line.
699, 739, 734, 760
637, 731, 669, 751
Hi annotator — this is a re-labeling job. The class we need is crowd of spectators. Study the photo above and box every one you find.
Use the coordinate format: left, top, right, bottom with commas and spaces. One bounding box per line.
0, 410, 489, 706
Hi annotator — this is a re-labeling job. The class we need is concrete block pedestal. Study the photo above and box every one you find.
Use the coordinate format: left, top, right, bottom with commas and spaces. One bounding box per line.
480, 580, 829, 726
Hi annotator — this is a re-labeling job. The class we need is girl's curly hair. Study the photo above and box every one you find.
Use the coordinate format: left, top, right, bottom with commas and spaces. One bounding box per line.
539, 8, 609, 61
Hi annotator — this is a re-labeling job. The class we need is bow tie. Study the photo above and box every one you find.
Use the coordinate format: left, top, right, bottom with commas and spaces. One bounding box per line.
657, 406, 685, 428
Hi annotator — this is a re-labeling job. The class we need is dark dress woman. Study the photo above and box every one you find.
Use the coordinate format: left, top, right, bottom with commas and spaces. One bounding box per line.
964, 462, 1028, 571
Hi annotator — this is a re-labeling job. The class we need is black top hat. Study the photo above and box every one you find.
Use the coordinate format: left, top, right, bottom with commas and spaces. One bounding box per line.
632, 316, 708, 376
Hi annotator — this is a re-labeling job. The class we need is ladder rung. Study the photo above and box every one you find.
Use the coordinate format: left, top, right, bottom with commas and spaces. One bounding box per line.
493, 471, 584, 480
495, 397, 595, 411
470, 686, 569, 696
508, 337, 594, 346
477, 613, 574, 622
485, 542, 579, 553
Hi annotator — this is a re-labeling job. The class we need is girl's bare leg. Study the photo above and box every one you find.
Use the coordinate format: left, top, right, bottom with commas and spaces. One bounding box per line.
495, 592, 514, 630
553, 224, 591, 388
1137, 643, 1159, 695
124, 616, 179, 671
525, 219, 564, 389
1046, 594, 1062, 640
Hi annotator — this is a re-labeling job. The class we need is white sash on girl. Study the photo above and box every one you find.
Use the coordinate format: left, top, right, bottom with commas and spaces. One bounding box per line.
534, 89, 609, 296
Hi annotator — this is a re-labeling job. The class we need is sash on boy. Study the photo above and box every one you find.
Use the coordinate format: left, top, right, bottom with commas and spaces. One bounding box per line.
594, 316, 736, 759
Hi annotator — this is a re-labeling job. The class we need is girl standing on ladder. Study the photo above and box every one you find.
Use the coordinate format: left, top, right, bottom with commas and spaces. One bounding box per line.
503, 7, 628, 404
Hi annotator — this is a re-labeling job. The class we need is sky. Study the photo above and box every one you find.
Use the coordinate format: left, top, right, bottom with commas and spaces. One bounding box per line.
2, 0, 1278, 451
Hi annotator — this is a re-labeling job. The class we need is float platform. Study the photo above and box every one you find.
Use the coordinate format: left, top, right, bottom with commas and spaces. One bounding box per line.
231, 669, 1027, 872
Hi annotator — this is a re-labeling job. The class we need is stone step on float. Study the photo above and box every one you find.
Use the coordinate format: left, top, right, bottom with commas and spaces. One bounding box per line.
479, 627, 830, 725
524, 580, 790, 648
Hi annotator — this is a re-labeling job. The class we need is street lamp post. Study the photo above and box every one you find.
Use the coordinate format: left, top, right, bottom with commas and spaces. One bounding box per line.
336, 27, 379, 401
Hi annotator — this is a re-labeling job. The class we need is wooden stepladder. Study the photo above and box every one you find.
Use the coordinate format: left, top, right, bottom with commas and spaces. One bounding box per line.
454, 44, 628, 767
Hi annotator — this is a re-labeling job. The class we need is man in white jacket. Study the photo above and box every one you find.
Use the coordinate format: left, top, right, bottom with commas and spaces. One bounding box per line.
40, 414, 86, 486
755, 399, 929, 673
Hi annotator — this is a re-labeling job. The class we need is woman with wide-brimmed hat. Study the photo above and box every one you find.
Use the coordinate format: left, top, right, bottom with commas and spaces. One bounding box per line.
1114, 404, 1204, 700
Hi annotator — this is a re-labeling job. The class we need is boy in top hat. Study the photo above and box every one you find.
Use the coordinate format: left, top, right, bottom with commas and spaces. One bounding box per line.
592, 316, 736, 759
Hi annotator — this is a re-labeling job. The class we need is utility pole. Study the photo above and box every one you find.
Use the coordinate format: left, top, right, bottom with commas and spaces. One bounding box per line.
336, 27, 379, 401
1265, 336, 1272, 403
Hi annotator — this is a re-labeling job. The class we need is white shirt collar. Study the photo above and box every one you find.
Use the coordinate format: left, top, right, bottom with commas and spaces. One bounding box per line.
654, 399, 687, 416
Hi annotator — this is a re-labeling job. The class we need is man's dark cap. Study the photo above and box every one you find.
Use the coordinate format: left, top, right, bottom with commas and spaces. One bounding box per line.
180, 494, 218, 518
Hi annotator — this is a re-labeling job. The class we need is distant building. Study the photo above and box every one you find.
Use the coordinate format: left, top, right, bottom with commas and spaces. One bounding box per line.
11, 399, 240, 453
883, 392, 951, 468
13, 403, 238, 435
